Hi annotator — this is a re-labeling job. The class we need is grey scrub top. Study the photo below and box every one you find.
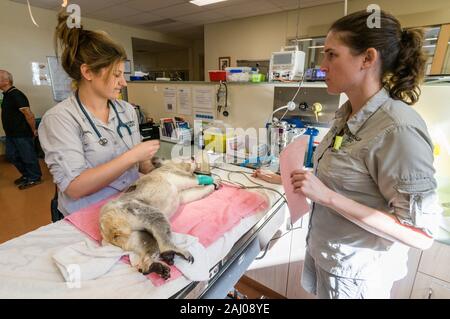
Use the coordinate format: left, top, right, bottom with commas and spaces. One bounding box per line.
38, 94, 142, 215
307, 88, 443, 280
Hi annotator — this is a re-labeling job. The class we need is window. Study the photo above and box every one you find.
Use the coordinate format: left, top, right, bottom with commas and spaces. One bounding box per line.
423, 26, 441, 75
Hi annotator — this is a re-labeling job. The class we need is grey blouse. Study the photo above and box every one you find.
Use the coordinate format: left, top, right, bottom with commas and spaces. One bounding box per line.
307, 88, 443, 280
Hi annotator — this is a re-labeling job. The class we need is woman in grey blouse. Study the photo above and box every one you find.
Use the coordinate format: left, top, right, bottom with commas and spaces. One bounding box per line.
290, 10, 443, 299
256, 10, 443, 298
38, 11, 159, 215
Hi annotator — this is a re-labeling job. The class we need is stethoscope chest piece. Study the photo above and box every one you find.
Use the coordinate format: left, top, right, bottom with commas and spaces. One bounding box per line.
99, 137, 108, 146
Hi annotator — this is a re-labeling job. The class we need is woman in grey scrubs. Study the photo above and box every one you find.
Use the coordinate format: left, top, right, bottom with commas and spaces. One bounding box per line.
38, 11, 159, 215
257, 10, 442, 298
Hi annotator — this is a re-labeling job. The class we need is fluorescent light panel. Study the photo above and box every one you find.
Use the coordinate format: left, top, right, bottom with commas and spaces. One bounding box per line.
190, 0, 228, 6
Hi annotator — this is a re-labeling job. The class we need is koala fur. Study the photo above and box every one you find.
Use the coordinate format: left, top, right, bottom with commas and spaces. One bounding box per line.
99, 158, 215, 279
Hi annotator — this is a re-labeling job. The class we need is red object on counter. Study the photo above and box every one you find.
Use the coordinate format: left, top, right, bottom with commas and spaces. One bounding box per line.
209, 70, 226, 82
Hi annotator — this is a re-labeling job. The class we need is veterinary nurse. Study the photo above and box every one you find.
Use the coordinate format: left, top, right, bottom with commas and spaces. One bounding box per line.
39, 11, 159, 215
255, 10, 442, 299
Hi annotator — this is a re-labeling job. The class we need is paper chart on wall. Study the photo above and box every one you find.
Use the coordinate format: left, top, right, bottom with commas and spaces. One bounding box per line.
163, 87, 177, 113
47, 56, 72, 102
31, 62, 51, 86
193, 86, 214, 110
177, 87, 192, 115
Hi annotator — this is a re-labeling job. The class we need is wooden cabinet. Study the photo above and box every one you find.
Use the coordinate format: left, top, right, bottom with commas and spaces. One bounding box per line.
389, 248, 422, 299
245, 211, 315, 298
411, 272, 450, 299
286, 226, 316, 299
410, 241, 450, 299
245, 208, 450, 299
418, 241, 450, 283
245, 205, 292, 296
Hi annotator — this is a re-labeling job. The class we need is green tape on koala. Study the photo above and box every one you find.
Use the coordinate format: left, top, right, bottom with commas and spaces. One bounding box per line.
197, 175, 214, 185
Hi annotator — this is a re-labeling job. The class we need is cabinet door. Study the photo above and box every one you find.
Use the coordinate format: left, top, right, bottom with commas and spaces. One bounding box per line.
419, 241, 450, 283
389, 248, 422, 299
245, 205, 292, 296
286, 215, 316, 299
411, 272, 450, 299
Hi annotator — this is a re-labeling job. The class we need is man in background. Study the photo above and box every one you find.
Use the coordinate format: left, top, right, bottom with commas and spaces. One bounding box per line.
0, 70, 42, 189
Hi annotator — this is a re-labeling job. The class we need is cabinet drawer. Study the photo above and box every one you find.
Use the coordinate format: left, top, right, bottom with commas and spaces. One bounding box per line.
418, 241, 450, 282
411, 272, 450, 299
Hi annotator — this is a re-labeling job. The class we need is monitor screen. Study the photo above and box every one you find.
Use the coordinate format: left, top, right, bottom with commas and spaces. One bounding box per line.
315, 69, 326, 79
273, 52, 292, 65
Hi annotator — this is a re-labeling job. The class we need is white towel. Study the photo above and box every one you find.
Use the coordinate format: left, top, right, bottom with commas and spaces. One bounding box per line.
170, 232, 209, 281
52, 232, 209, 283
52, 239, 127, 283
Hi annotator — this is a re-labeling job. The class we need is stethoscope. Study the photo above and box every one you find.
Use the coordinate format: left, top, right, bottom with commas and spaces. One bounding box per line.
75, 90, 132, 148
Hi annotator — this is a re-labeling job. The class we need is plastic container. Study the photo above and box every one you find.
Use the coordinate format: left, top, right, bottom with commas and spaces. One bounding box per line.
208, 70, 227, 82
251, 74, 266, 82
225, 67, 252, 82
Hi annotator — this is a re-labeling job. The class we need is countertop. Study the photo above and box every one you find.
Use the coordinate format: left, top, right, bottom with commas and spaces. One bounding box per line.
155, 141, 450, 246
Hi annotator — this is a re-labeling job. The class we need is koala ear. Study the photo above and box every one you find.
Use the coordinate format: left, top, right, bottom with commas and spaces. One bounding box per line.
151, 157, 163, 168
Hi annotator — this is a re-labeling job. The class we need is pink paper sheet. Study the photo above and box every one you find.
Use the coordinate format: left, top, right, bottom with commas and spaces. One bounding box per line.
279, 136, 310, 224
65, 184, 269, 286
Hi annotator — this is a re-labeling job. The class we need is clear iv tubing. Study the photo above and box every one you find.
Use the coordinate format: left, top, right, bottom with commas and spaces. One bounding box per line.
266, 76, 305, 125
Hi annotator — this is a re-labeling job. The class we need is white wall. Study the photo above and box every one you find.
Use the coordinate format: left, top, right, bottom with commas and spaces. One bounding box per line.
127, 82, 450, 201
0, 0, 191, 136
204, 0, 450, 78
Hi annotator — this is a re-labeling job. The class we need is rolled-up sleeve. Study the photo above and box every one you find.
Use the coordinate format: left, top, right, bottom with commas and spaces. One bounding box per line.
38, 113, 88, 192
366, 125, 443, 236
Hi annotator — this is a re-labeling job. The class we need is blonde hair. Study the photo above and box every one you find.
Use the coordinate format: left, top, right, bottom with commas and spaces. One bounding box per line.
54, 10, 127, 85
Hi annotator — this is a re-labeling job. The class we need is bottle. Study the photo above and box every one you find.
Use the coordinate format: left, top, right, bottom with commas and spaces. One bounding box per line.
198, 130, 205, 150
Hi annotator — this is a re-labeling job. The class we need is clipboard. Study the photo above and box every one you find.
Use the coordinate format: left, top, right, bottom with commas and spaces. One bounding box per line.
279, 136, 311, 224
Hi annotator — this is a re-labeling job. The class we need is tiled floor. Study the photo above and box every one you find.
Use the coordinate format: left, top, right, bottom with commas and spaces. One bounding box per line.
0, 157, 54, 244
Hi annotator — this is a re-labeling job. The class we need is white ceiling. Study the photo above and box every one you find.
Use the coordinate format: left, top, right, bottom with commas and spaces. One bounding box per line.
11, 0, 343, 40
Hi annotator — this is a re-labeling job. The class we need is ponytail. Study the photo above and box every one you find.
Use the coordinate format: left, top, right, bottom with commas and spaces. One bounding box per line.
54, 10, 83, 82
385, 29, 426, 105
54, 9, 127, 84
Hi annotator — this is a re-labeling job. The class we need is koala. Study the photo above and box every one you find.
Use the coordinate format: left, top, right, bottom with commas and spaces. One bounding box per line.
99, 158, 215, 279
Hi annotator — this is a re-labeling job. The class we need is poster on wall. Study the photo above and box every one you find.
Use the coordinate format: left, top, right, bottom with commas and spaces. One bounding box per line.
193, 86, 214, 110
163, 87, 177, 113
177, 87, 192, 115
31, 62, 51, 86
47, 56, 72, 102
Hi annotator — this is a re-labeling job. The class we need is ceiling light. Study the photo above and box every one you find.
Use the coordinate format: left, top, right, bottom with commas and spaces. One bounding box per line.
190, 0, 228, 6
